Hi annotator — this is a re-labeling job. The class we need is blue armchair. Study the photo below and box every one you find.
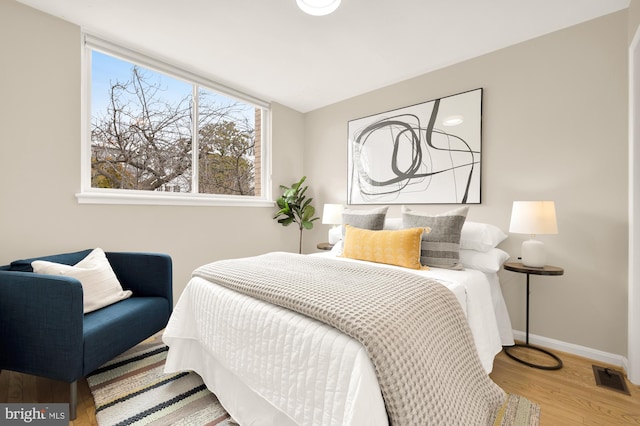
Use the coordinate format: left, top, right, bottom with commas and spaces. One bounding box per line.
0, 249, 173, 420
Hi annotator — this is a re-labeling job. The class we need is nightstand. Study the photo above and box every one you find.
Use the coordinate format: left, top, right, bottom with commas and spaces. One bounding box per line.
317, 242, 334, 251
503, 261, 564, 370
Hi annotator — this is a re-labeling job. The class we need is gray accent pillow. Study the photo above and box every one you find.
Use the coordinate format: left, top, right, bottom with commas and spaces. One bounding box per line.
401, 206, 469, 270
342, 206, 389, 236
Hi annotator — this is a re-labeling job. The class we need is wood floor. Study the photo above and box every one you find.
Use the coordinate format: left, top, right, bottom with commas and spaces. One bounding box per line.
1, 346, 640, 425
490, 347, 640, 425
0, 372, 96, 425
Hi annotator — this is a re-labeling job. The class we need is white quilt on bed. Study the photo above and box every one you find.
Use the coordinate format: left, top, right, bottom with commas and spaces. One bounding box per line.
163, 254, 511, 426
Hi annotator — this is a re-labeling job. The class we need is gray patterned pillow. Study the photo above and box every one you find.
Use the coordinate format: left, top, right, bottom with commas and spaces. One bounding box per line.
342, 206, 388, 236
401, 206, 469, 270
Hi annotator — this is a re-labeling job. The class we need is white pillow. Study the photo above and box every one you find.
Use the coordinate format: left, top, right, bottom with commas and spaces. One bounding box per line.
331, 239, 344, 256
383, 217, 403, 230
460, 221, 507, 252
32, 248, 132, 313
458, 248, 510, 273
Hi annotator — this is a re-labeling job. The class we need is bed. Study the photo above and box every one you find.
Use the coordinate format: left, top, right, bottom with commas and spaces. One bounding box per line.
163, 215, 514, 425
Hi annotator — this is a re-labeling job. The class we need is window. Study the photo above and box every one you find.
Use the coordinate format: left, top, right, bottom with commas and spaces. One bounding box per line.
78, 35, 272, 206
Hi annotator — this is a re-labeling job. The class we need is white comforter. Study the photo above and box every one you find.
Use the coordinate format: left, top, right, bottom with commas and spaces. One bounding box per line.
163, 254, 513, 426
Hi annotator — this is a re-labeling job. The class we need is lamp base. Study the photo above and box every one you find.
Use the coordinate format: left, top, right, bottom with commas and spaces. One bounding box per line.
328, 226, 342, 244
521, 238, 546, 267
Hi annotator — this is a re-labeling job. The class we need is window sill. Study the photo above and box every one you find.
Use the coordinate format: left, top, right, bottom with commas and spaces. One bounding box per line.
76, 190, 275, 207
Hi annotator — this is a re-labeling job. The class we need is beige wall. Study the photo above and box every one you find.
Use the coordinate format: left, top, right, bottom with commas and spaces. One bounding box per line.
630, 0, 640, 43
0, 0, 306, 302
303, 11, 629, 356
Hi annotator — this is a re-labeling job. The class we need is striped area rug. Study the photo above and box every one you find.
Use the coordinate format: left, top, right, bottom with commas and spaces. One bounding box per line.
86, 336, 235, 426
494, 394, 540, 426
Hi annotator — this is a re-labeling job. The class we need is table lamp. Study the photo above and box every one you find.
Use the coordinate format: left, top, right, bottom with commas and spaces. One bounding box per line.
509, 201, 558, 267
322, 203, 344, 244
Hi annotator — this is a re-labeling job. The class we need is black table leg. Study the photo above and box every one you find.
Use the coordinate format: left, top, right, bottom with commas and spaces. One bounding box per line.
504, 273, 563, 370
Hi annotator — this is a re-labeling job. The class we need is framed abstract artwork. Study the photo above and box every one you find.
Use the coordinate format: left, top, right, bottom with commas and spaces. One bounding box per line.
347, 88, 482, 205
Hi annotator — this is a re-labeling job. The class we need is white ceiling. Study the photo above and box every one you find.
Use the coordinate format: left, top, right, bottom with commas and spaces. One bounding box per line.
17, 0, 630, 112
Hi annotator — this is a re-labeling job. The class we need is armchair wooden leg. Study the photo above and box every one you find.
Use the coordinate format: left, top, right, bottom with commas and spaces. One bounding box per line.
69, 381, 77, 421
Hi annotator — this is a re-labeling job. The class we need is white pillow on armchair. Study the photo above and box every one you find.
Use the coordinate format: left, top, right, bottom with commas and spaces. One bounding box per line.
32, 248, 132, 313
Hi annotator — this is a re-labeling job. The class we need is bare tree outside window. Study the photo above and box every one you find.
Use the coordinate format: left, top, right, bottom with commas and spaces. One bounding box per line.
198, 90, 256, 196
90, 51, 260, 196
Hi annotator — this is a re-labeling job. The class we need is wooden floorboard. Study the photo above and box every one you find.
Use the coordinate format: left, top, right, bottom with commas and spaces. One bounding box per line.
1, 345, 640, 425
490, 347, 640, 425
0, 370, 97, 426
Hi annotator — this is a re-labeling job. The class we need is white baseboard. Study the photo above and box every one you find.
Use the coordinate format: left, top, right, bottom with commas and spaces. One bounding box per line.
511, 330, 627, 369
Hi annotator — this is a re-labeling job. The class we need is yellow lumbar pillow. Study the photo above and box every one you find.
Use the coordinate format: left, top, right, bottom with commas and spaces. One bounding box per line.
342, 225, 430, 270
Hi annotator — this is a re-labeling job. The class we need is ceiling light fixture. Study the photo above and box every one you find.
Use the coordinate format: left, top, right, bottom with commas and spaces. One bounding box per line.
296, 0, 341, 16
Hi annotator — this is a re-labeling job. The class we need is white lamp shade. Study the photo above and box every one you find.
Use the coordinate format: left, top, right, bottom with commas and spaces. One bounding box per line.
509, 201, 558, 235
296, 0, 341, 16
322, 203, 344, 225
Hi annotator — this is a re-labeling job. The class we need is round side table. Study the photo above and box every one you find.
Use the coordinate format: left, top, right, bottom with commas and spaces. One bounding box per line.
503, 261, 564, 370
316, 242, 334, 251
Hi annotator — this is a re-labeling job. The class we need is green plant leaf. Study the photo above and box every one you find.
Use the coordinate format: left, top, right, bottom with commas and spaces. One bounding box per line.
301, 205, 315, 221
278, 217, 294, 226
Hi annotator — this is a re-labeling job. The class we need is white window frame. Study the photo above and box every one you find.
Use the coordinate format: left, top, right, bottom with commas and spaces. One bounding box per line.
77, 34, 273, 207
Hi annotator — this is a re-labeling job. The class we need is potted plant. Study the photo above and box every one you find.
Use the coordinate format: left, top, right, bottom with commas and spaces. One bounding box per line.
273, 176, 319, 253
